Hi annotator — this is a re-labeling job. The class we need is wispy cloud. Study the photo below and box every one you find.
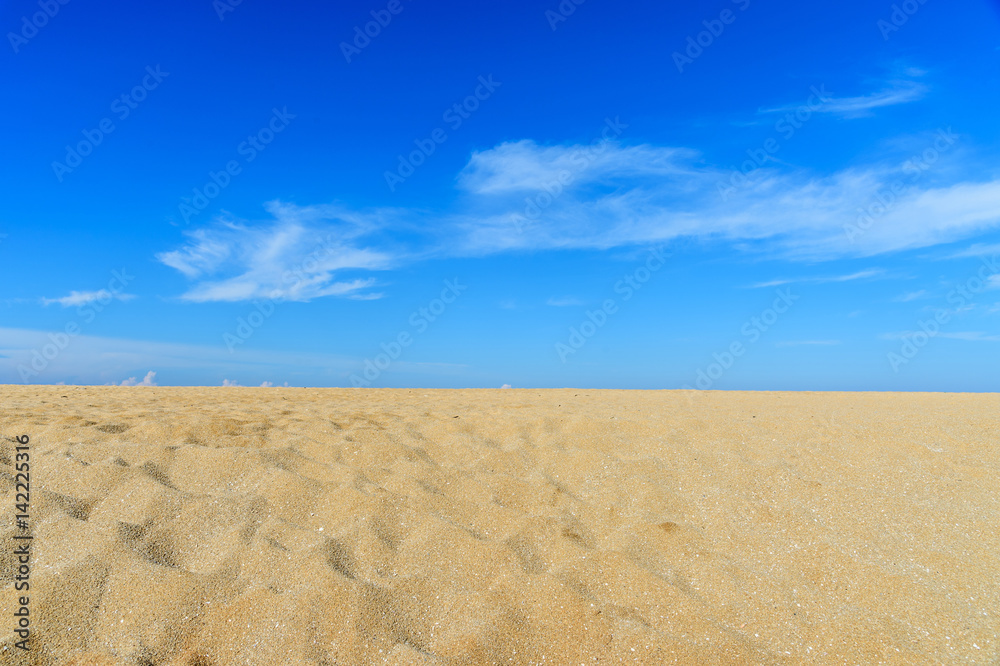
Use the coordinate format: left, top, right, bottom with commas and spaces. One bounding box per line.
760, 79, 927, 118
0, 327, 466, 385
157, 228, 232, 278
458, 141, 701, 195
41, 290, 135, 307
157, 202, 395, 303
0, 327, 350, 385
749, 269, 884, 289
440, 142, 1000, 260
160, 138, 1000, 303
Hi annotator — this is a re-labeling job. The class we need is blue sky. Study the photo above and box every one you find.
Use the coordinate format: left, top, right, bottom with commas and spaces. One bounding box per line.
2, 0, 1000, 389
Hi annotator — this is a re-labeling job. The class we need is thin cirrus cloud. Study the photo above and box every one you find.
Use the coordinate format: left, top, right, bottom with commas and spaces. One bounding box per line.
156, 202, 395, 303
159, 135, 1000, 303
41, 289, 136, 307
0, 326, 358, 385
759, 78, 928, 118
748, 269, 886, 289
456, 141, 702, 195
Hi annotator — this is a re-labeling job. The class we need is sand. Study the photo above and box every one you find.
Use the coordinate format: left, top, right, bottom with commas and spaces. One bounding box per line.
0, 387, 997, 664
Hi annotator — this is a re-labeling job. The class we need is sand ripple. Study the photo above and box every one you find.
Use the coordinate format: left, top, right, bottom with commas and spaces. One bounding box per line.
1, 388, 998, 664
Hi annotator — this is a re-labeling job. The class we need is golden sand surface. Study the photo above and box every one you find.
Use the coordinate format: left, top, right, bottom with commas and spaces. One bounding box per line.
0, 387, 997, 665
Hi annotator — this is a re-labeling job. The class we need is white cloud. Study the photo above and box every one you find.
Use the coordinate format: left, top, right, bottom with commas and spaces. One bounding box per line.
222, 379, 240, 386
156, 227, 233, 278
500, 384, 512, 389
822, 81, 928, 117
761, 80, 927, 118
458, 140, 700, 195
41, 290, 135, 307
438, 142, 1000, 261
120, 370, 157, 386
157, 203, 394, 303
159, 140, 1000, 303
749, 269, 884, 289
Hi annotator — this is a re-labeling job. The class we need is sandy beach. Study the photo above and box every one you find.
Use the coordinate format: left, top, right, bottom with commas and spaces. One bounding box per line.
0, 387, 997, 664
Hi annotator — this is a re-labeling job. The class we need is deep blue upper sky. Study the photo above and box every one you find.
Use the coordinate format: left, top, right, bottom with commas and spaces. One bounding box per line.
2, 0, 1000, 389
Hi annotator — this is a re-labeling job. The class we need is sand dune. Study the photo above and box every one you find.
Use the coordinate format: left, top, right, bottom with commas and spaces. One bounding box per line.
0, 387, 997, 664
